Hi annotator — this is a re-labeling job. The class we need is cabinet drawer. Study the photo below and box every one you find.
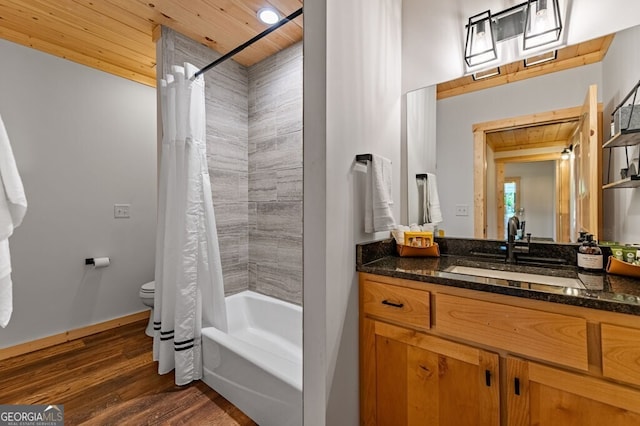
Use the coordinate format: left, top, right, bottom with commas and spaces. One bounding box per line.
362, 280, 430, 330
602, 323, 640, 386
436, 293, 588, 371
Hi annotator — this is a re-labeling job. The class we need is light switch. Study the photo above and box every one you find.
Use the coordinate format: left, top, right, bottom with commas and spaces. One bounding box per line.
114, 204, 131, 218
455, 204, 469, 216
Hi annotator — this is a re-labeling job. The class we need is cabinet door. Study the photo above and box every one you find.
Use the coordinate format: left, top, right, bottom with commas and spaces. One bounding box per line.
374, 322, 499, 426
507, 357, 640, 426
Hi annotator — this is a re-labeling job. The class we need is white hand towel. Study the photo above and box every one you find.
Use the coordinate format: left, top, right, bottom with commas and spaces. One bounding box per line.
0, 114, 27, 328
421, 178, 429, 224
425, 173, 442, 224
0, 239, 12, 327
0, 115, 27, 241
364, 155, 396, 233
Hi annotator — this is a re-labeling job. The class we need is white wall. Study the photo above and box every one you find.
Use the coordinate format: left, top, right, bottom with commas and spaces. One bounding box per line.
601, 24, 640, 244
303, 0, 402, 424
402, 0, 640, 92
0, 39, 157, 348
505, 161, 556, 239
436, 63, 602, 237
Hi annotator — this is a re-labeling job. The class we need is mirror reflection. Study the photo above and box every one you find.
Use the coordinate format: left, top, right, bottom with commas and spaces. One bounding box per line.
407, 24, 640, 244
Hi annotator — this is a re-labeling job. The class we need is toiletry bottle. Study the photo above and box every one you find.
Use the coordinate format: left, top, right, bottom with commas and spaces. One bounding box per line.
610, 116, 616, 138
577, 234, 603, 271
516, 208, 525, 239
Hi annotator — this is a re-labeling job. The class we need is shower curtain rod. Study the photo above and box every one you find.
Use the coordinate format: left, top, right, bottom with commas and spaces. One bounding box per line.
193, 7, 303, 79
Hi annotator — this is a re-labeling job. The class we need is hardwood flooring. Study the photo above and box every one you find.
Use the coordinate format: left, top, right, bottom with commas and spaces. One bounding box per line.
0, 320, 258, 425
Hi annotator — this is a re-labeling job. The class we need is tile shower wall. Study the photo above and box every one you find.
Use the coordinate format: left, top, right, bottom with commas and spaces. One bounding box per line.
159, 28, 249, 295
248, 43, 303, 305
159, 29, 302, 304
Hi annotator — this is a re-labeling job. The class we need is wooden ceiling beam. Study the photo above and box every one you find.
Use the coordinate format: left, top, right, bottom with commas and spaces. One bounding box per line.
437, 34, 615, 100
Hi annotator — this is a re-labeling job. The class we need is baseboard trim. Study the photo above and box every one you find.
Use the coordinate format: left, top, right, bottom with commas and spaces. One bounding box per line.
0, 310, 150, 361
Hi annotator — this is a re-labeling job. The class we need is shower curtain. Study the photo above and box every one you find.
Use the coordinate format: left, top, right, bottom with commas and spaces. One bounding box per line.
154, 63, 228, 386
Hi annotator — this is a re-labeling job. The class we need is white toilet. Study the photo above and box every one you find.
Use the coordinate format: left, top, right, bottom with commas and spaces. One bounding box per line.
139, 281, 155, 337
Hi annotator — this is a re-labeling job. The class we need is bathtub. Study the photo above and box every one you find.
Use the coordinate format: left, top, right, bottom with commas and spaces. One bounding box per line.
201, 290, 302, 426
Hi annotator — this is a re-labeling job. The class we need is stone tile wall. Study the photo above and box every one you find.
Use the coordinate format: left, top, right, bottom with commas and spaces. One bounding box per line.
248, 43, 303, 305
159, 29, 302, 305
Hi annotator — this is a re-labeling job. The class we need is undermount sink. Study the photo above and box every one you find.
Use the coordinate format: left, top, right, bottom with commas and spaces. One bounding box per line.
446, 265, 585, 289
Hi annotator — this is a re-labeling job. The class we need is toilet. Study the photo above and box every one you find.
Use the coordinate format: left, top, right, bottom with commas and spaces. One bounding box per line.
139, 281, 155, 337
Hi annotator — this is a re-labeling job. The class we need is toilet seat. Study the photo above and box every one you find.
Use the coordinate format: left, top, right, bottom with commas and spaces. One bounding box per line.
139, 281, 155, 299
139, 281, 155, 337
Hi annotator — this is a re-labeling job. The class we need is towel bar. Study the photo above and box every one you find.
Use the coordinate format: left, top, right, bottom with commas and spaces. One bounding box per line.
355, 154, 373, 164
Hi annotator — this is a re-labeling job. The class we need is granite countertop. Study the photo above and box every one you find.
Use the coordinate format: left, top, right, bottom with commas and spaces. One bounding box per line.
356, 238, 640, 315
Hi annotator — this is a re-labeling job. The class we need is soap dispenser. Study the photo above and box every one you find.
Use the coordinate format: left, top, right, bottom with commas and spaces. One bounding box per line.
577, 234, 603, 271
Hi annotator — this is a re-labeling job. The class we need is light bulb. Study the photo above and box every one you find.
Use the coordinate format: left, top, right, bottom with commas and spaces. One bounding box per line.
537, 0, 548, 16
258, 8, 279, 25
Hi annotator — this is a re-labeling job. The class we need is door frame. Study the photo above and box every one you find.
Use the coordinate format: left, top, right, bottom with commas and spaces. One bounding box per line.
473, 104, 601, 239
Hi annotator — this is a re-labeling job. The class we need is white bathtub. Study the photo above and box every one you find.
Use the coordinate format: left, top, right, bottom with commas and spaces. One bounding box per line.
201, 290, 302, 426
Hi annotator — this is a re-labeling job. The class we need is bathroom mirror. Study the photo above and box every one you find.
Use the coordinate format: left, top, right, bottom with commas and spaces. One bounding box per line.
406, 86, 436, 225
406, 24, 640, 244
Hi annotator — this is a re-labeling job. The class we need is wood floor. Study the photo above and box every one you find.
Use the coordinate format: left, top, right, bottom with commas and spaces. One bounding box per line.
0, 320, 258, 425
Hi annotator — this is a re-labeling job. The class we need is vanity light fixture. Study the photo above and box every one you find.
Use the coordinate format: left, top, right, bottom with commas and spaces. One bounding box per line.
464, 0, 562, 69
523, 0, 563, 50
257, 7, 280, 25
524, 50, 557, 67
464, 11, 498, 67
472, 67, 501, 81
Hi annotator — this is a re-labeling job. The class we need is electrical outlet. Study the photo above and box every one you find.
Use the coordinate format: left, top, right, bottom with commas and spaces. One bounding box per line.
114, 204, 131, 219
455, 204, 469, 216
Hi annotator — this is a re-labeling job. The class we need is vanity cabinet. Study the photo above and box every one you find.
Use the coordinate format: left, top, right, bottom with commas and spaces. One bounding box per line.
506, 357, 640, 425
601, 323, 640, 386
361, 295, 500, 425
359, 272, 640, 426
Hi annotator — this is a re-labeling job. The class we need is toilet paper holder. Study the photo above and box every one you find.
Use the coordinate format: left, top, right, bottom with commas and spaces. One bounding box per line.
85, 257, 110, 267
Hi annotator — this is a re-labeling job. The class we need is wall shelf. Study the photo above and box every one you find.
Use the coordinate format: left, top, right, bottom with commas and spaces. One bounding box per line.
602, 175, 640, 189
603, 79, 640, 189
602, 129, 640, 149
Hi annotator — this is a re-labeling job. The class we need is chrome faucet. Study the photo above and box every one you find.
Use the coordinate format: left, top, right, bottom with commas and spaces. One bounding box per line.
506, 216, 530, 263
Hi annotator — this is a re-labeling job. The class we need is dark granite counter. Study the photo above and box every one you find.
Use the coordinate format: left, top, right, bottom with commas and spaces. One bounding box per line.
357, 237, 640, 315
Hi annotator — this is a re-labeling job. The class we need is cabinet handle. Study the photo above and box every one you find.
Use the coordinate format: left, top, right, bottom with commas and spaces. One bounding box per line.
485, 370, 491, 386
514, 377, 521, 395
381, 300, 404, 308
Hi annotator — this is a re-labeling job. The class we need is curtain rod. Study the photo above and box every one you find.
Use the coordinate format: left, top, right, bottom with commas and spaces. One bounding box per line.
193, 7, 303, 79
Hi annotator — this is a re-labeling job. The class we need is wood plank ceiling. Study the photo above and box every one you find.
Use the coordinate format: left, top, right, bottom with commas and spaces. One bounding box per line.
486, 120, 579, 153
0, 0, 304, 87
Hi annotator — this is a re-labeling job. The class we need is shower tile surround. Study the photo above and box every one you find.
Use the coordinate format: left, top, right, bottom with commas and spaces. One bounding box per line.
159, 28, 302, 305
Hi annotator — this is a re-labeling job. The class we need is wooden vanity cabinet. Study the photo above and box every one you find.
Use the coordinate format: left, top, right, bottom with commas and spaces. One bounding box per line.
361, 278, 500, 425
506, 357, 640, 426
601, 323, 640, 386
360, 272, 640, 426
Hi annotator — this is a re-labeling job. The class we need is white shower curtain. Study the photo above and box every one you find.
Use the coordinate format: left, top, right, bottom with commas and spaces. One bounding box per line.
153, 63, 228, 386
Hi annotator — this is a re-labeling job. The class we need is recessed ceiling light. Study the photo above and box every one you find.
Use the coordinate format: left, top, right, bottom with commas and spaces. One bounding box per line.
257, 7, 280, 25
